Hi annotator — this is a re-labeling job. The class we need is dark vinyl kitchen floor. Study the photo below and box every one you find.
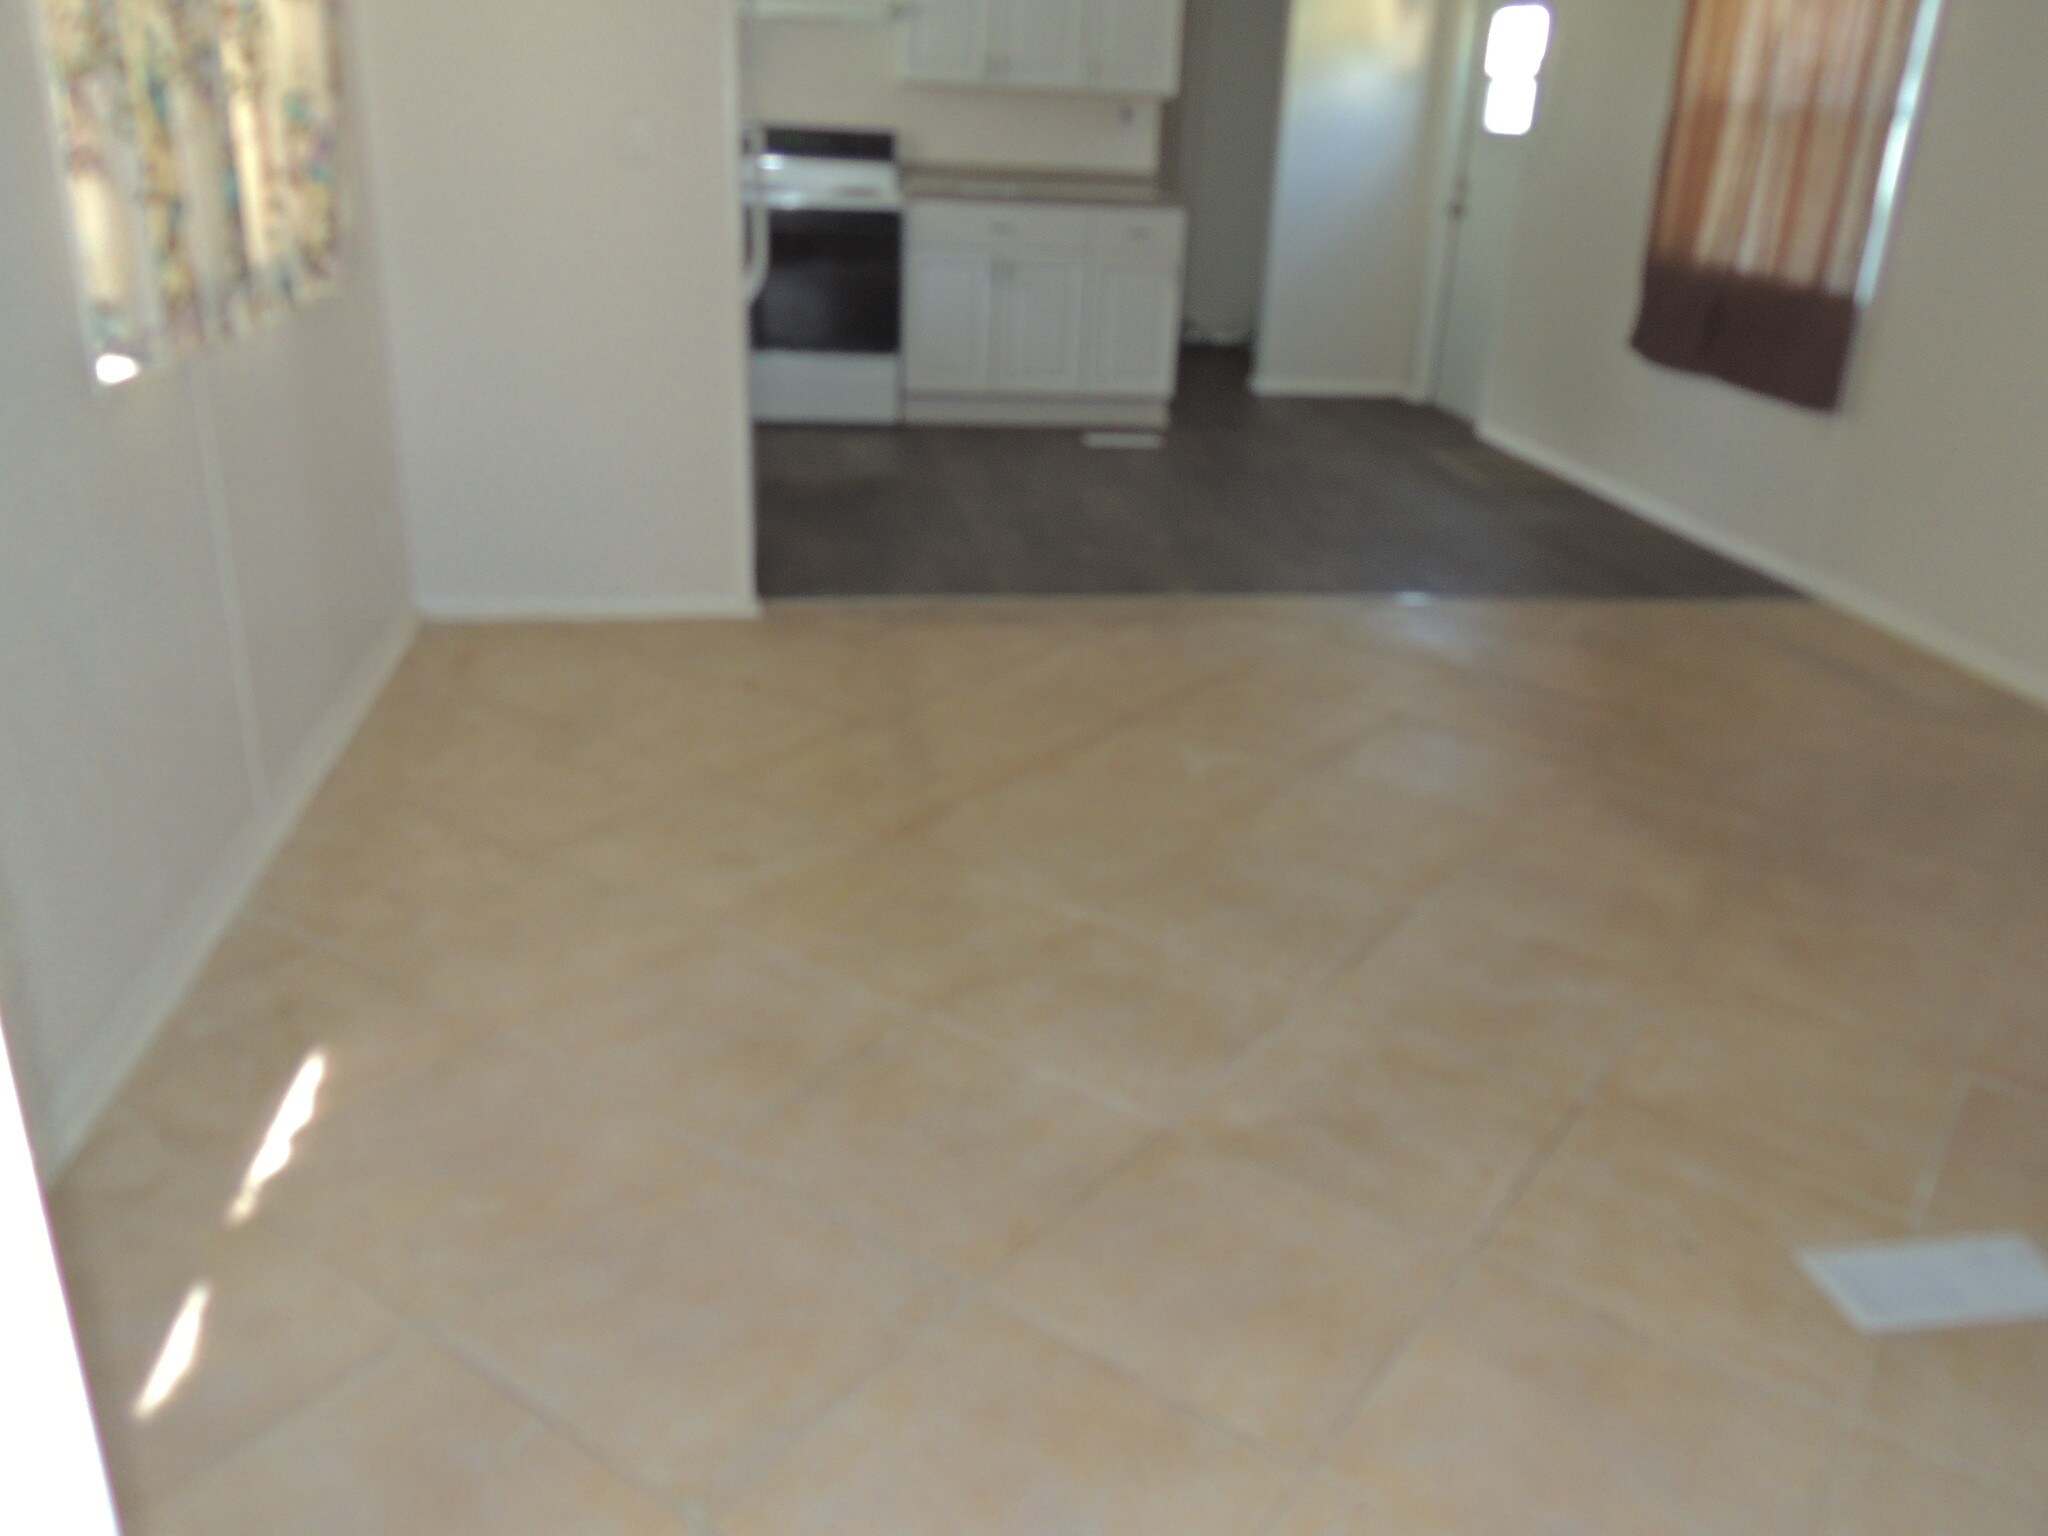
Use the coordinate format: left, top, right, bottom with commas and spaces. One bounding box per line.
754, 347, 1791, 600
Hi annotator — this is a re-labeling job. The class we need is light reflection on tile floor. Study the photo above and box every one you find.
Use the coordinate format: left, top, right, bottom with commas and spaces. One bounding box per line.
46, 597, 2048, 1534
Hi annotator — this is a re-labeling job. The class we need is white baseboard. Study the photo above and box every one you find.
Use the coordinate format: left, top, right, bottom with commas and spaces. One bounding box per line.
1247, 375, 1411, 400
1479, 425, 2048, 713
415, 593, 764, 623
903, 395, 1170, 430
39, 611, 418, 1175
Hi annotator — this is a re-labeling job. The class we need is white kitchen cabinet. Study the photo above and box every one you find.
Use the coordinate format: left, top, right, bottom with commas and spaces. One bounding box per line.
994, 253, 1089, 392
901, 0, 989, 85
987, 0, 1084, 88
904, 247, 997, 393
900, 0, 1183, 97
1087, 0, 1184, 95
905, 200, 1185, 425
1084, 260, 1182, 397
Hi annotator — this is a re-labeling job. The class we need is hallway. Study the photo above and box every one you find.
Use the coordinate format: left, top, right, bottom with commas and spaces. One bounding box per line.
755, 351, 1789, 599
53, 598, 2048, 1536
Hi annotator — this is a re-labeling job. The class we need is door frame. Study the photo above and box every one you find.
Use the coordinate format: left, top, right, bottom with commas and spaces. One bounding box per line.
1414, 0, 1494, 405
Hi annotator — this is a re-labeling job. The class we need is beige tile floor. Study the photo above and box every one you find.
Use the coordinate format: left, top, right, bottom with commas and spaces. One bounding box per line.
44, 597, 2048, 1535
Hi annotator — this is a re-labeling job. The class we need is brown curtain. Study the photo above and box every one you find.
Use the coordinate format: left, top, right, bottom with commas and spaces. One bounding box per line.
1632, 0, 1925, 410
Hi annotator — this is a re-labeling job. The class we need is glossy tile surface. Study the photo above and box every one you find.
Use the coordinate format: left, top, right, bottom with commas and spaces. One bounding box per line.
1487, 1101, 1896, 1398
998, 1141, 1445, 1453
735, 1022, 1152, 1276
717, 1304, 1292, 1536
1329, 1266, 1837, 1536
41, 597, 2048, 1534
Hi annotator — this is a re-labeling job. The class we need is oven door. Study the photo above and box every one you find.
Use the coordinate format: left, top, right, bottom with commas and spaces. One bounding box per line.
751, 208, 902, 355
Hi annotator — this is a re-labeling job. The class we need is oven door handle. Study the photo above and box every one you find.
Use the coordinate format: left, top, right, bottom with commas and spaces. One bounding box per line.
741, 125, 772, 305
743, 196, 772, 304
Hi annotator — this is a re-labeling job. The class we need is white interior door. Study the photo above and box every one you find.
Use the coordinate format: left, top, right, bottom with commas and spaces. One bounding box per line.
1434, 4, 1543, 421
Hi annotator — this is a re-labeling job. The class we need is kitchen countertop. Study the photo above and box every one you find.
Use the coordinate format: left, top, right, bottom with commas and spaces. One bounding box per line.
902, 167, 1175, 207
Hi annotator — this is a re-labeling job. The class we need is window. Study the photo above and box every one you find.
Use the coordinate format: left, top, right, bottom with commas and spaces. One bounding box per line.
34, 0, 348, 387
1632, 0, 1942, 410
1481, 4, 1553, 137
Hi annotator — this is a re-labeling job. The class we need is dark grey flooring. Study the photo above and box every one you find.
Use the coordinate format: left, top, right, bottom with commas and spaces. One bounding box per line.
754, 348, 1790, 600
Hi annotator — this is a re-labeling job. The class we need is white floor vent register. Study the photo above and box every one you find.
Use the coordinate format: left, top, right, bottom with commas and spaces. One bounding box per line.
1800, 1234, 2048, 1334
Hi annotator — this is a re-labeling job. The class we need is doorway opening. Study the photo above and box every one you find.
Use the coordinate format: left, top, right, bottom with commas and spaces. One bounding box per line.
1430, 1, 1554, 422
742, 0, 1778, 603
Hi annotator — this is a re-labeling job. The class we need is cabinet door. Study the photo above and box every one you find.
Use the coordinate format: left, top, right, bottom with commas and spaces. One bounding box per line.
901, 0, 990, 84
1088, 0, 1184, 95
994, 252, 1087, 394
905, 247, 997, 393
987, 0, 1084, 88
1085, 260, 1183, 397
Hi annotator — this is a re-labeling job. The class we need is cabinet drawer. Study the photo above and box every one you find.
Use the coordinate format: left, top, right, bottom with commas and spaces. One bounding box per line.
1090, 207, 1186, 259
909, 200, 1092, 251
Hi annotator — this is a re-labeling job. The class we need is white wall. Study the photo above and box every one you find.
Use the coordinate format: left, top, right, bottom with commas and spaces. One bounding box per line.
1814, 0, 2048, 696
352, 0, 758, 618
1473, 0, 1847, 562
1173, 0, 1291, 343
0, 5, 415, 1166
748, 18, 1162, 174
1477, 0, 2048, 704
1252, 0, 1454, 397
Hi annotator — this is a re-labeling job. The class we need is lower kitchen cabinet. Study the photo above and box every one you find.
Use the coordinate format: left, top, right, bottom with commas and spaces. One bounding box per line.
1085, 260, 1182, 398
996, 252, 1090, 394
904, 247, 998, 394
904, 201, 1187, 427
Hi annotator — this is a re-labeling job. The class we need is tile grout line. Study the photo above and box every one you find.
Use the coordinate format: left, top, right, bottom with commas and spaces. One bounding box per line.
1272, 942, 1667, 1505
424, 1312, 718, 1532
696, 1287, 982, 1520
124, 1333, 412, 1518
1909, 1065, 1983, 1231
1094, 804, 1609, 1536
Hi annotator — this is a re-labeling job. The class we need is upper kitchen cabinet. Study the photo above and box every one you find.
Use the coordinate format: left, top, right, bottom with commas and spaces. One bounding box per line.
990, 0, 1085, 87
1085, 0, 1183, 95
901, 0, 990, 84
900, 0, 1184, 97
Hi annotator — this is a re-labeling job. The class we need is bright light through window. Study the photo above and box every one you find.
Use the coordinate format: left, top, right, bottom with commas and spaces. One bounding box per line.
226, 1050, 328, 1226
1484, 76, 1542, 136
1485, 4, 1552, 79
1482, 4, 1553, 137
133, 1283, 212, 1421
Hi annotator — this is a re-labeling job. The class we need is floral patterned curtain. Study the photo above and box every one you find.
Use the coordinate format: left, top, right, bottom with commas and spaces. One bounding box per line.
36, 0, 345, 378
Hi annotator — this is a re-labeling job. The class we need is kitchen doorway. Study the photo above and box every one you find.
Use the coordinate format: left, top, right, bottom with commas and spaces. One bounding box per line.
743, 0, 1779, 603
